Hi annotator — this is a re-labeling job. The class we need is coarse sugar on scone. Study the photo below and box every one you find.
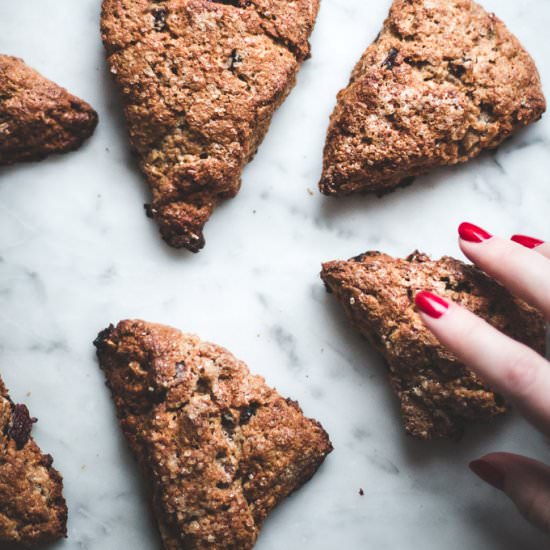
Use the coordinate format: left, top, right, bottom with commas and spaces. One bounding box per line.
94, 319, 332, 549
320, 0, 546, 196
321, 251, 546, 439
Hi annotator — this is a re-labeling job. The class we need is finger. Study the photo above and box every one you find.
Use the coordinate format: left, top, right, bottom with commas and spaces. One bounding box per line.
470, 452, 550, 533
415, 291, 550, 436
511, 233, 550, 261
458, 222, 550, 320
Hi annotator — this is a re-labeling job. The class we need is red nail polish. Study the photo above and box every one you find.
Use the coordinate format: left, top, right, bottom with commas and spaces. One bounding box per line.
511, 234, 544, 249
458, 222, 493, 243
469, 460, 505, 491
414, 291, 449, 319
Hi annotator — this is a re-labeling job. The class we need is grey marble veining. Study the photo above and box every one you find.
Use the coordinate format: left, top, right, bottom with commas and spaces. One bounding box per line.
1, 0, 549, 548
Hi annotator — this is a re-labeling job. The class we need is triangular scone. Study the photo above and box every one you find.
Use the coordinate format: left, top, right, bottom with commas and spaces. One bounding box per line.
94, 320, 332, 549
320, 0, 546, 196
321, 251, 546, 439
101, 0, 319, 252
0, 55, 98, 166
0, 376, 67, 545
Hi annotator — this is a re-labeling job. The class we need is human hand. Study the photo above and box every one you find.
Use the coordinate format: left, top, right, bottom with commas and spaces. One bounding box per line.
414, 222, 550, 532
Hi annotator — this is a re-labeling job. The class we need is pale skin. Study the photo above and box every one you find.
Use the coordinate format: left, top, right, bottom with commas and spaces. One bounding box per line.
416, 224, 550, 533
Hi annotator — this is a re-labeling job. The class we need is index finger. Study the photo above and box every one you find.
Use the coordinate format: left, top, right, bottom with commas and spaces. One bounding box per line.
415, 291, 550, 436
511, 234, 550, 261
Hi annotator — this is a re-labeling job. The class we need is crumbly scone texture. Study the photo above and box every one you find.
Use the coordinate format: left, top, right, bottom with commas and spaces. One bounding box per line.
0, 55, 98, 166
101, 0, 319, 252
0, 376, 67, 546
320, 0, 546, 196
321, 251, 547, 439
94, 320, 332, 550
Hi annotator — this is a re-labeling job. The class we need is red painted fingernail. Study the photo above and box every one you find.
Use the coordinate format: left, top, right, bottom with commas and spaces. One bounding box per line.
458, 222, 492, 243
511, 234, 544, 249
469, 460, 505, 491
414, 291, 449, 319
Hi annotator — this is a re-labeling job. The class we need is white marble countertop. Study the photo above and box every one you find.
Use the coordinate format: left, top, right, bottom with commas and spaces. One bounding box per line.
1, 0, 549, 548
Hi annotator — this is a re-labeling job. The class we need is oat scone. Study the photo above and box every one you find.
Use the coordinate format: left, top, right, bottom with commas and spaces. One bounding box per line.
94, 320, 332, 549
0, 375, 67, 545
101, 0, 319, 252
0, 55, 98, 166
320, 0, 546, 196
321, 251, 546, 439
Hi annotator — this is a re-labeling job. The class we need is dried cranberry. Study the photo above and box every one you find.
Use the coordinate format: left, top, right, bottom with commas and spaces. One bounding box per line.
152, 8, 167, 31
449, 62, 466, 79
228, 49, 243, 70
382, 48, 399, 70
221, 412, 236, 432
9, 404, 37, 449
93, 324, 115, 349
239, 403, 259, 424
351, 251, 378, 263
144, 203, 156, 218
210, 0, 250, 6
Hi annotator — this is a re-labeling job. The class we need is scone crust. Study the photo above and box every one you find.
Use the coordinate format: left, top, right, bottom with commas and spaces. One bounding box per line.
0, 376, 67, 545
320, 0, 546, 195
0, 55, 98, 166
321, 251, 546, 439
101, 0, 319, 251
94, 320, 332, 550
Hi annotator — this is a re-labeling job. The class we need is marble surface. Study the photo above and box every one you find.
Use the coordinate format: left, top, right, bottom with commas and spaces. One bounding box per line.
1, 0, 550, 548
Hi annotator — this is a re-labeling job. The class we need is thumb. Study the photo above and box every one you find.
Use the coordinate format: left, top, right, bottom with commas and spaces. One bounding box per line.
470, 452, 550, 533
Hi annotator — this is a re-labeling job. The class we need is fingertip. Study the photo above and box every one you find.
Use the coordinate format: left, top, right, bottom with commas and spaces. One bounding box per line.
511, 234, 545, 250
414, 290, 450, 319
469, 458, 505, 491
458, 221, 493, 244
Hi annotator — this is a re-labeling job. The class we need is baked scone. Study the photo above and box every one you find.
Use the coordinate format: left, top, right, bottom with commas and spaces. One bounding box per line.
0, 55, 98, 166
319, 0, 546, 196
321, 251, 546, 439
94, 320, 332, 549
101, 0, 319, 252
0, 375, 67, 545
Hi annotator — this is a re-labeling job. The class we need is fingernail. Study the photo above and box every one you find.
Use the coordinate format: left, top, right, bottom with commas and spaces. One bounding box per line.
414, 291, 449, 319
511, 234, 544, 249
458, 222, 493, 243
469, 460, 505, 491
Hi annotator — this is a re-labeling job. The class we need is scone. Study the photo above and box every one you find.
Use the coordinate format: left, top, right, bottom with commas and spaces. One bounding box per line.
320, 0, 546, 196
321, 251, 546, 439
101, 0, 320, 252
0, 375, 67, 545
94, 320, 332, 549
0, 55, 98, 166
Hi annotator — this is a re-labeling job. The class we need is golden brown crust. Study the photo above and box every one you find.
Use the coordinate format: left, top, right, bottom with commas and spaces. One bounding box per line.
94, 320, 332, 549
321, 251, 547, 439
320, 0, 546, 196
0, 55, 98, 166
101, 0, 319, 252
0, 376, 67, 546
